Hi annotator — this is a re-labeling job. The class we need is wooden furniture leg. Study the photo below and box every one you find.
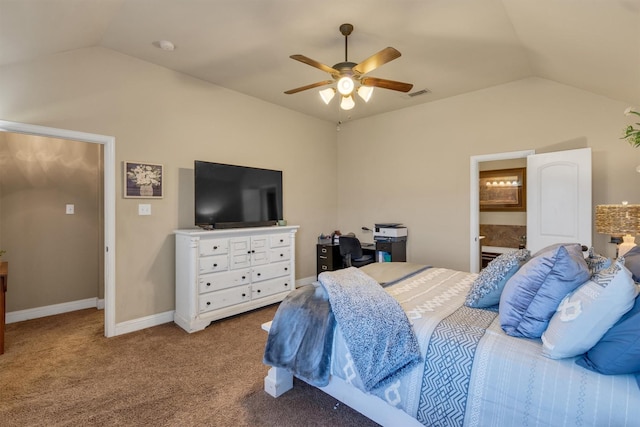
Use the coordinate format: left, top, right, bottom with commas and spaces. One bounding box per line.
0, 262, 8, 355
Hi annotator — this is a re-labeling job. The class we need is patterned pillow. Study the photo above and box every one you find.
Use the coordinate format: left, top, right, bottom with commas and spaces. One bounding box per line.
499, 245, 590, 338
585, 247, 611, 275
541, 258, 638, 359
464, 249, 530, 308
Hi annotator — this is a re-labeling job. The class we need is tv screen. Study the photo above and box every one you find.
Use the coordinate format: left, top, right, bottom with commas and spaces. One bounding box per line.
194, 161, 283, 229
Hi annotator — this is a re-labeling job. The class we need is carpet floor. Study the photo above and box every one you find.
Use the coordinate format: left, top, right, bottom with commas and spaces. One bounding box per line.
0, 305, 379, 426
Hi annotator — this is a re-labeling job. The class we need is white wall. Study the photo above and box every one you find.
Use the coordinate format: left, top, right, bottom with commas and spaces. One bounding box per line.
0, 47, 338, 322
336, 78, 640, 270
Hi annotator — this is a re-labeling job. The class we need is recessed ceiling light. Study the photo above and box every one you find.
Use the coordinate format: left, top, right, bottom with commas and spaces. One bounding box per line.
154, 40, 176, 51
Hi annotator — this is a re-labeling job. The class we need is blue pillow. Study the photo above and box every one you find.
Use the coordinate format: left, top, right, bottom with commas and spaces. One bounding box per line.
499, 245, 590, 338
531, 242, 583, 258
465, 249, 530, 308
542, 259, 637, 359
623, 245, 640, 282
576, 293, 640, 381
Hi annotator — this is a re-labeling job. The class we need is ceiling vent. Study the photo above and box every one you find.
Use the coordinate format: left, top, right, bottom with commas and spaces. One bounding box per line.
407, 88, 431, 98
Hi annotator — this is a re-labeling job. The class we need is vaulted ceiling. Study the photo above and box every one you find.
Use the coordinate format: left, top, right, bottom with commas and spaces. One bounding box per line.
1, 0, 639, 123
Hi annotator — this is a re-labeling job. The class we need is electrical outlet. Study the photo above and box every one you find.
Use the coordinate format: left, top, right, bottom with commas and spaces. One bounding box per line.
138, 204, 151, 216
66, 204, 75, 214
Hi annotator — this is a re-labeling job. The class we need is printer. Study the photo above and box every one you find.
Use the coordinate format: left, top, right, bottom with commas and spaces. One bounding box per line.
373, 223, 408, 241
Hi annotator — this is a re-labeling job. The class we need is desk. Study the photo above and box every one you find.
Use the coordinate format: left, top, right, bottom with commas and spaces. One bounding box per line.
316, 242, 406, 276
1, 262, 7, 355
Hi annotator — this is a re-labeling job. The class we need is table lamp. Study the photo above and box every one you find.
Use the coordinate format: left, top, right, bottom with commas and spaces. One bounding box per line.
595, 202, 640, 257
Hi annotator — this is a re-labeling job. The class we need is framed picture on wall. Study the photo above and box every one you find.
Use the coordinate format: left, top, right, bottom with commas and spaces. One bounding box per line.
124, 161, 163, 198
479, 168, 526, 211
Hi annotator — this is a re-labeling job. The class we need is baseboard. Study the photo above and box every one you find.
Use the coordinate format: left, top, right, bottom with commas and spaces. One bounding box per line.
114, 310, 175, 336
6, 297, 102, 324
6, 298, 173, 337
296, 275, 316, 287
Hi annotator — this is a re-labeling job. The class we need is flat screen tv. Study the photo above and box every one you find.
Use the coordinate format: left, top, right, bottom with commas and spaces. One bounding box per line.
194, 160, 283, 229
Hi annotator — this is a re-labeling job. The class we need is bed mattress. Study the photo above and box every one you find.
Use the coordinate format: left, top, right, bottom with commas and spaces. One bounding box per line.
330, 266, 640, 426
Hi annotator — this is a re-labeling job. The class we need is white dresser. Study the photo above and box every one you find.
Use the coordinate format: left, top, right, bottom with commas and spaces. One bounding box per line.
174, 226, 299, 333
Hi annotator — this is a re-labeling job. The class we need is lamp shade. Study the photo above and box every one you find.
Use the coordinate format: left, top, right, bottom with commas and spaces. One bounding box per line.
357, 85, 374, 102
340, 95, 355, 110
595, 204, 640, 235
319, 87, 335, 104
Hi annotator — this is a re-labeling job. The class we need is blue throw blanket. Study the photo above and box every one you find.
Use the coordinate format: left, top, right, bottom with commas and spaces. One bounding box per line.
263, 284, 335, 386
318, 267, 422, 391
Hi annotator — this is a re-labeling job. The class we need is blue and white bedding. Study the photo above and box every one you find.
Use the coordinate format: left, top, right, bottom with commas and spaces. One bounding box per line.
328, 266, 640, 426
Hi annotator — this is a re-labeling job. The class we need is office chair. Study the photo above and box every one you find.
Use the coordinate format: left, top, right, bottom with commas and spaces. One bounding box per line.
339, 235, 375, 268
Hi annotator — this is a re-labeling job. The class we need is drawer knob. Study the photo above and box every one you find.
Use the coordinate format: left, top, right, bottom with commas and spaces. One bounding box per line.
284, 267, 288, 271
206, 301, 211, 306
280, 253, 284, 257
257, 289, 261, 293
242, 293, 246, 297
280, 239, 284, 243
242, 276, 246, 280
284, 283, 289, 287
213, 263, 218, 267
213, 246, 218, 250
206, 282, 211, 287
257, 273, 261, 276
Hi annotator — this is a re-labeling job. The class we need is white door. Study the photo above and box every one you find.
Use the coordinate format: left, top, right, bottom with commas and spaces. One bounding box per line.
526, 148, 592, 254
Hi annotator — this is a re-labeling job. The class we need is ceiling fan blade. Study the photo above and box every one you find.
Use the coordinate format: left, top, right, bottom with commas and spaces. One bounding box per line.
289, 55, 340, 75
284, 80, 334, 94
360, 76, 413, 93
352, 47, 401, 75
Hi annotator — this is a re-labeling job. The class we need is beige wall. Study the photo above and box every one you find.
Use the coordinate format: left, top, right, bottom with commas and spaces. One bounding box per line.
0, 133, 101, 311
0, 47, 338, 322
336, 78, 640, 270
2, 46, 639, 324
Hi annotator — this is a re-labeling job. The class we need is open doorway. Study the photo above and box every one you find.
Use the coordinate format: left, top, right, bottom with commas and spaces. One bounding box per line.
0, 120, 116, 337
469, 150, 534, 272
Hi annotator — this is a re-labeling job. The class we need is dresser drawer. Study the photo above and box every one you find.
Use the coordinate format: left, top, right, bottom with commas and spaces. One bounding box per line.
199, 238, 229, 257
269, 233, 290, 248
252, 277, 292, 299
199, 285, 251, 313
252, 261, 292, 282
269, 247, 291, 263
199, 255, 229, 274
198, 270, 250, 294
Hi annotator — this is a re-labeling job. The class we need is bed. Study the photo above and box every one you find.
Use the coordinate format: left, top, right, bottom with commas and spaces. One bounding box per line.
262, 248, 640, 427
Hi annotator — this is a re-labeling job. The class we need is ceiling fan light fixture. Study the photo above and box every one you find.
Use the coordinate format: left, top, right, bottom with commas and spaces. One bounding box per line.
319, 87, 336, 104
340, 95, 355, 110
357, 85, 374, 102
337, 76, 355, 96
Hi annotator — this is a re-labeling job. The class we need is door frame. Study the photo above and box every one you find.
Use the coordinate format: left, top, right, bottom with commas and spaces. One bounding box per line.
469, 149, 535, 272
0, 120, 116, 337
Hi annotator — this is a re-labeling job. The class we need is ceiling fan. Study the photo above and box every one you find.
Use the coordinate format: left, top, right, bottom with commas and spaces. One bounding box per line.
284, 23, 413, 110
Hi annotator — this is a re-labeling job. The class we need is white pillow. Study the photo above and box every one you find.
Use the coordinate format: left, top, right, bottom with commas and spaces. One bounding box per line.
541, 259, 639, 359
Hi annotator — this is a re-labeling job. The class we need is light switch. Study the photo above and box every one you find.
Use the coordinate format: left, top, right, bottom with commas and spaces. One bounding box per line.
66, 204, 75, 214
138, 204, 151, 216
